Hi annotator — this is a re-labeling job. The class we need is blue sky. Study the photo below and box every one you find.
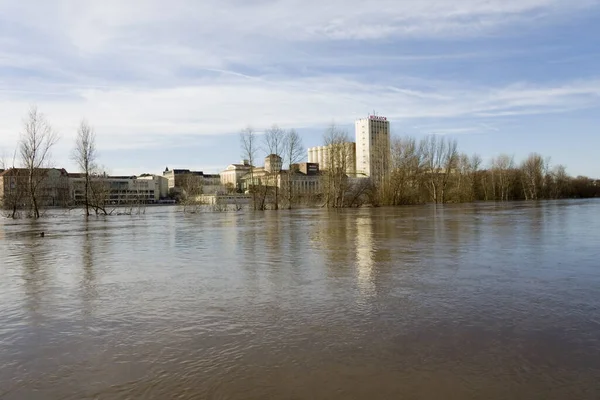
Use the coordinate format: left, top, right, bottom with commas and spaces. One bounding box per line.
0, 0, 599, 177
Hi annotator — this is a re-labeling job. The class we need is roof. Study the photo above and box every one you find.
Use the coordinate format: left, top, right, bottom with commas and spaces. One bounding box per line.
0, 167, 69, 177
170, 169, 203, 175
225, 164, 253, 170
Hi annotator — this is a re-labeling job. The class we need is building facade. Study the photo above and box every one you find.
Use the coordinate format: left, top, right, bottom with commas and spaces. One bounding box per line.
163, 168, 204, 191
163, 168, 224, 196
355, 115, 391, 181
201, 174, 222, 194
307, 142, 356, 175
220, 161, 253, 192
0, 168, 70, 208
264, 154, 283, 173
70, 174, 161, 205
137, 174, 169, 200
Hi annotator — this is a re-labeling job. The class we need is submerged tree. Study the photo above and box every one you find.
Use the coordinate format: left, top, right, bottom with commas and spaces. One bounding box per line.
383, 136, 424, 205
321, 124, 352, 208
240, 126, 258, 210
420, 135, 458, 204
19, 106, 59, 218
282, 128, 305, 209
520, 153, 546, 200
264, 124, 285, 209
1, 148, 26, 218
72, 120, 97, 216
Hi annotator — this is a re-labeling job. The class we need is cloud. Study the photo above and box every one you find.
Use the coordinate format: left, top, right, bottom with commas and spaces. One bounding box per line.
0, 0, 599, 153
1, 75, 600, 151
4, 0, 593, 44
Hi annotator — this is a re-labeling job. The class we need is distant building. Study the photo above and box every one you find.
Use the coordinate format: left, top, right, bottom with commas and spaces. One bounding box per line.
220, 160, 253, 192
0, 168, 70, 208
281, 168, 320, 195
355, 115, 391, 181
163, 168, 203, 191
137, 174, 169, 199
239, 158, 321, 196
70, 174, 160, 205
291, 162, 319, 176
163, 167, 224, 196
307, 142, 356, 175
201, 174, 222, 194
264, 154, 283, 173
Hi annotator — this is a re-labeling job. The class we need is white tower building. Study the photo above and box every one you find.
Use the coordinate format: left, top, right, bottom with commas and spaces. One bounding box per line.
355, 115, 391, 181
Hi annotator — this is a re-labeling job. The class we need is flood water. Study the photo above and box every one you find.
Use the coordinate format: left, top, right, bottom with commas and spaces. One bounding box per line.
1, 200, 599, 399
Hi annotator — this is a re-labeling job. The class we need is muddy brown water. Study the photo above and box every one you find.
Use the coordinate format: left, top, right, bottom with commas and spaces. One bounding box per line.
1, 200, 599, 399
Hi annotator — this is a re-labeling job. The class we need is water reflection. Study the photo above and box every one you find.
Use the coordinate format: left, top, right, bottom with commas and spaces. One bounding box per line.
0, 201, 599, 399
20, 221, 53, 319
355, 215, 375, 298
80, 222, 97, 317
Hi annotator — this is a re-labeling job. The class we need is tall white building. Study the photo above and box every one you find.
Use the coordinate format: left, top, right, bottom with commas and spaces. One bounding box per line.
355, 115, 391, 181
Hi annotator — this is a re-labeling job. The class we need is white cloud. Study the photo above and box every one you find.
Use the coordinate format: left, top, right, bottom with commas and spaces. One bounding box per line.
1, 0, 596, 52
1, 76, 600, 151
0, 0, 599, 153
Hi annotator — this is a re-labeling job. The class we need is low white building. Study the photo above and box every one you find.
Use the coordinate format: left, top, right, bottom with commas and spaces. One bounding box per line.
70, 174, 161, 204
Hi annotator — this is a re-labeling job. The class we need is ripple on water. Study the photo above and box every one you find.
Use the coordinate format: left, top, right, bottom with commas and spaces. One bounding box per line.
1, 201, 600, 399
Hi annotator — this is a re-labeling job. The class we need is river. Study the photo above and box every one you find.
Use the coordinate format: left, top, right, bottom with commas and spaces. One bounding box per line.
1, 200, 599, 399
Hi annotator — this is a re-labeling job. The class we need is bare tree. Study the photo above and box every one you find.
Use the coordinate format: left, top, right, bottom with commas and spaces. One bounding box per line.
88, 170, 112, 215
420, 135, 458, 203
264, 124, 285, 209
179, 174, 203, 212
469, 154, 482, 201
322, 124, 352, 208
240, 127, 258, 210
521, 153, 545, 200
19, 106, 59, 218
383, 136, 424, 205
1, 148, 26, 218
283, 128, 305, 209
72, 120, 97, 216
490, 154, 515, 201
548, 164, 568, 199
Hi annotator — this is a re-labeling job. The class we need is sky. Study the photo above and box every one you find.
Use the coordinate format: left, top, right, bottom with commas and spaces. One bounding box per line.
0, 0, 599, 177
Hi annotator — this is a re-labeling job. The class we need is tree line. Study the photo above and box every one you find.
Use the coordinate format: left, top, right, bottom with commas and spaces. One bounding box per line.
2, 107, 597, 218
376, 135, 598, 206
324, 129, 599, 207
239, 123, 599, 210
